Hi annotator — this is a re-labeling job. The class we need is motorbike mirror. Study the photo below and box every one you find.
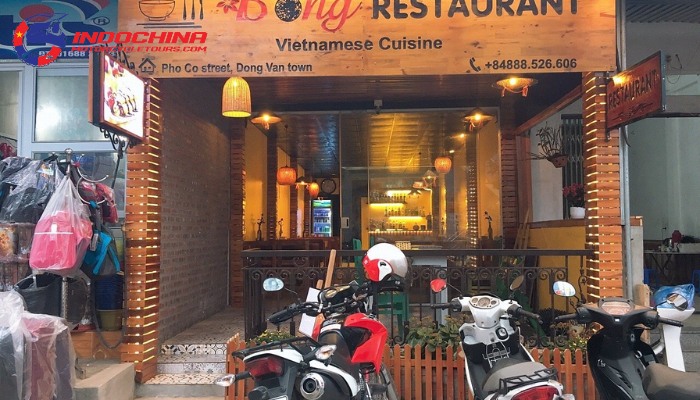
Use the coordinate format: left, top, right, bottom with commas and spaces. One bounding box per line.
553, 281, 576, 297
509, 275, 525, 291
430, 279, 447, 293
667, 293, 689, 311
263, 277, 285, 292
214, 374, 236, 387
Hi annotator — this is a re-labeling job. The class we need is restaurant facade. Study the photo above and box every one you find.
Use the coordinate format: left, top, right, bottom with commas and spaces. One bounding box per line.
2, 0, 700, 382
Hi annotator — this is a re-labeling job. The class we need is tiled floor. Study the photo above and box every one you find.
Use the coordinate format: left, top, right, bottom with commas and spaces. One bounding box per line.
142, 307, 246, 385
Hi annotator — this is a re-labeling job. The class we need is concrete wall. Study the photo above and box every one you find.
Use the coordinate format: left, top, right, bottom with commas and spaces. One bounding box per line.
158, 79, 231, 341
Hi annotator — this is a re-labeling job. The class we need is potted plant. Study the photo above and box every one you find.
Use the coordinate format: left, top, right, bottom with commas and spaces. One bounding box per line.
530, 123, 568, 168
563, 183, 585, 219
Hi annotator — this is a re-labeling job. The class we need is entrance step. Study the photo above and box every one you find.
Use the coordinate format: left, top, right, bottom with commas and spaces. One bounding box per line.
136, 374, 225, 398
74, 360, 135, 400
156, 354, 227, 374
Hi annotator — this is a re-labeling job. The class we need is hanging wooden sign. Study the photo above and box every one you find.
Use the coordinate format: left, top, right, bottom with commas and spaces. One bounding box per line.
115, 0, 616, 78
606, 52, 666, 130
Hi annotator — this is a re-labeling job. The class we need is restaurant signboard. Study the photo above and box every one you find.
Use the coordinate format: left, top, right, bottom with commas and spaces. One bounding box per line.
118, 0, 616, 78
606, 52, 666, 130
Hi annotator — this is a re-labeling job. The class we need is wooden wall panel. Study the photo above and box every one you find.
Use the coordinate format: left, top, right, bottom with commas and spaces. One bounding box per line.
582, 72, 623, 300
230, 120, 246, 306
123, 78, 162, 383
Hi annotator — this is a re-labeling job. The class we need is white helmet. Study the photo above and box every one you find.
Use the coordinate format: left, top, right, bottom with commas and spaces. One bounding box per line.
362, 243, 408, 282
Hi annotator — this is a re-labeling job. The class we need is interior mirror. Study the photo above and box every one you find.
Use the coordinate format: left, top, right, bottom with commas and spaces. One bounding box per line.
553, 281, 576, 297
509, 275, 525, 291
667, 292, 689, 311
430, 279, 447, 293
263, 277, 284, 292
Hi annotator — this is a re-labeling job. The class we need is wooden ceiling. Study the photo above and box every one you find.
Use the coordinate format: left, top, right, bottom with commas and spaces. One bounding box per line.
227, 72, 583, 178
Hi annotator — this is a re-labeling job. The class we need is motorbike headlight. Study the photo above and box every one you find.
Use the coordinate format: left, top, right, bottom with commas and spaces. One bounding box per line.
314, 344, 336, 361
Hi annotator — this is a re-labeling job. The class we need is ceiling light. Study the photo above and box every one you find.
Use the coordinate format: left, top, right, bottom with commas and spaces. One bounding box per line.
494, 76, 538, 97
463, 108, 494, 131
434, 155, 452, 174
308, 181, 320, 198
222, 77, 251, 117
276, 165, 296, 185
295, 175, 309, 187
250, 111, 282, 130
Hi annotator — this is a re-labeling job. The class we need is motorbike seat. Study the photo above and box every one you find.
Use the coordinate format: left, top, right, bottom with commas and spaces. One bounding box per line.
481, 359, 549, 394
642, 363, 700, 400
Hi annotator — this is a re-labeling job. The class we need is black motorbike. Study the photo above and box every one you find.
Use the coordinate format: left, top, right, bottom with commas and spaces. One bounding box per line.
552, 281, 700, 400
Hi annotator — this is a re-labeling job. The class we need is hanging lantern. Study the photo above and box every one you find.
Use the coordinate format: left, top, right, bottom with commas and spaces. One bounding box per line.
308, 181, 320, 198
276, 166, 297, 185
222, 77, 251, 118
434, 156, 452, 174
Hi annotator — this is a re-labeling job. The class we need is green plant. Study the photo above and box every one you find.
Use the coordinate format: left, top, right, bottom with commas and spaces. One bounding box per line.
248, 329, 294, 346
405, 316, 466, 353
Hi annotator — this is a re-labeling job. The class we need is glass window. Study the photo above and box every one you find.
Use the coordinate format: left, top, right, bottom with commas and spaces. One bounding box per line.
34, 75, 104, 142
0, 71, 20, 158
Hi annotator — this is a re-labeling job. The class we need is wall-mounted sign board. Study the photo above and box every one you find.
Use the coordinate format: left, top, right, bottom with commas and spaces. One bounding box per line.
116, 0, 616, 78
606, 51, 666, 130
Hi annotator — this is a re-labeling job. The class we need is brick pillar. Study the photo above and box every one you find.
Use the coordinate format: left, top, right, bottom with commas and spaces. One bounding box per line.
290, 158, 298, 238
230, 119, 246, 306
582, 72, 623, 300
266, 132, 278, 240
500, 96, 519, 248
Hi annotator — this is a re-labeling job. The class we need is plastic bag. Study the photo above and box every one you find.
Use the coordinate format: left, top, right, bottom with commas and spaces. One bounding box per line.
0, 291, 31, 400
653, 283, 695, 309
22, 313, 75, 400
28, 176, 92, 277
0, 159, 63, 223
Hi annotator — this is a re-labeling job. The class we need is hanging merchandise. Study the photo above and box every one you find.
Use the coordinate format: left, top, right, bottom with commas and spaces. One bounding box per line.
29, 176, 92, 277
0, 158, 63, 224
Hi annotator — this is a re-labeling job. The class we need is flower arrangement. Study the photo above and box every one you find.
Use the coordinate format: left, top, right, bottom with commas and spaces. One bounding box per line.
562, 183, 585, 207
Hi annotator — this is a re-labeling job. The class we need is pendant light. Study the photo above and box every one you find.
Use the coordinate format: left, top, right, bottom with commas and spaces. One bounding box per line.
463, 108, 494, 131
251, 111, 281, 130
308, 181, 320, 198
493, 76, 537, 97
222, 77, 251, 117
434, 155, 452, 174
277, 166, 297, 185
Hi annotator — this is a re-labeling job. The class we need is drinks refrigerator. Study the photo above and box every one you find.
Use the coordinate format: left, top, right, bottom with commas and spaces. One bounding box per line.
311, 199, 333, 237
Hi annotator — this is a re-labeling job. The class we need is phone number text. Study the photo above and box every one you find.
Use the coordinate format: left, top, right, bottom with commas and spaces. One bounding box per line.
484, 58, 578, 70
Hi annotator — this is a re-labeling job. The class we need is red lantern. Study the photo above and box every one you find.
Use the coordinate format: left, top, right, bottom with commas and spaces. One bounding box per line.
308, 181, 320, 198
434, 156, 452, 174
276, 166, 297, 185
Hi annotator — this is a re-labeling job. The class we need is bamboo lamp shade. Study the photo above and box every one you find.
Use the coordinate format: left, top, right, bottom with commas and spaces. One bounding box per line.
308, 181, 320, 198
222, 77, 252, 118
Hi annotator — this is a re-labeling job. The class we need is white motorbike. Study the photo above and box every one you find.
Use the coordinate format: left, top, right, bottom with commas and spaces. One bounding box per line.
651, 287, 695, 371
430, 276, 574, 400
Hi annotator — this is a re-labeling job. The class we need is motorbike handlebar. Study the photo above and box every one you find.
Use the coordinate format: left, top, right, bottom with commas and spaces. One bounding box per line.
429, 300, 461, 312
658, 316, 684, 327
553, 313, 578, 323
508, 305, 543, 323
268, 302, 319, 324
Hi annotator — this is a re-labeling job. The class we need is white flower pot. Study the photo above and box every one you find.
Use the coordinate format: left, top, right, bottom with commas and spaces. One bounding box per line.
569, 207, 585, 219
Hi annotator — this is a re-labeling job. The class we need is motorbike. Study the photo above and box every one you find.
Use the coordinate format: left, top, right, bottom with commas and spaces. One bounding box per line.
215, 275, 404, 399
650, 284, 695, 371
430, 275, 574, 400
552, 280, 700, 400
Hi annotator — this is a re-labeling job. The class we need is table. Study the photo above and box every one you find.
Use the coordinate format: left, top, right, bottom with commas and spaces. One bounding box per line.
644, 250, 700, 286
